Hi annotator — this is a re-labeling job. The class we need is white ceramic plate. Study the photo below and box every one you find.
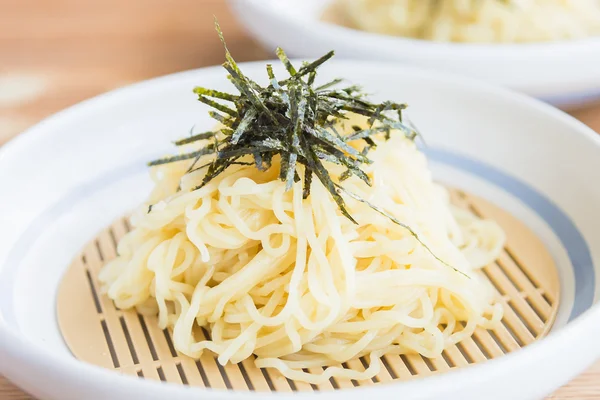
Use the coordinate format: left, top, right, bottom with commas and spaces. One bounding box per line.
228, 0, 600, 108
1, 60, 600, 400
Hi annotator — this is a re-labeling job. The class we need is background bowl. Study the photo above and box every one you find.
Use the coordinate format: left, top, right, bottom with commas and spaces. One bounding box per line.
0, 60, 600, 400
228, 0, 600, 108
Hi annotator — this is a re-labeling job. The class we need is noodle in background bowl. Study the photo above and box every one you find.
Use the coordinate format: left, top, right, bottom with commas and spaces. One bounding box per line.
228, 0, 600, 108
0, 60, 599, 399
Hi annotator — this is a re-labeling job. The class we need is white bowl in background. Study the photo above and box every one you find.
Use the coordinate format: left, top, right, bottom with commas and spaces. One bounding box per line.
0, 60, 600, 399
228, 0, 600, 108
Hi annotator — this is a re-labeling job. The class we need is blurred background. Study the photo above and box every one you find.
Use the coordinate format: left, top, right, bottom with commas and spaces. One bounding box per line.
1, 0, 599, 398
0, 0, 269, 145
1, 0, 599, 148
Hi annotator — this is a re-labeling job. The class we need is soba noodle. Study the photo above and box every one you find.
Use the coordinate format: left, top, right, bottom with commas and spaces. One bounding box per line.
99, 124, 505, 383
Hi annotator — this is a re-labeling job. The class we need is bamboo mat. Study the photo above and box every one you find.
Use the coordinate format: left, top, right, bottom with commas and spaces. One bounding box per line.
55, 193, 560, 392
0, 0, 599, 398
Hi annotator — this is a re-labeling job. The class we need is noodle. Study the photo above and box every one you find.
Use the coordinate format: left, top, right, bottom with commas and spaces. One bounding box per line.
327, 0, 600, 43
99, 125, 505, 384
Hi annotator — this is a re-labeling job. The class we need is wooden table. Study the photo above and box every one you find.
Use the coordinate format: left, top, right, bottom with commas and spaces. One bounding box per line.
1, 0, 599, 398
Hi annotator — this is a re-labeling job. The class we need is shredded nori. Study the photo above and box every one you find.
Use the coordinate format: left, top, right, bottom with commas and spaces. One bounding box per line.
148, 20, 465, 275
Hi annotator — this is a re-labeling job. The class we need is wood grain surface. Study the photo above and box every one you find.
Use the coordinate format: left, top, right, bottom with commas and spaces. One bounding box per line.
0, 0, 599, 398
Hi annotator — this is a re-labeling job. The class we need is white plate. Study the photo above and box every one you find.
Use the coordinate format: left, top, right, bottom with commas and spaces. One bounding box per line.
228, 0, 600, 108
1, 60, 600, 400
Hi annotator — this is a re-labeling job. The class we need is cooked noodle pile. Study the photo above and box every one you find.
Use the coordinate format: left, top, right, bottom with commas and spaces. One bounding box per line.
99, 126, 505, 383
327, 0, 600, 43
